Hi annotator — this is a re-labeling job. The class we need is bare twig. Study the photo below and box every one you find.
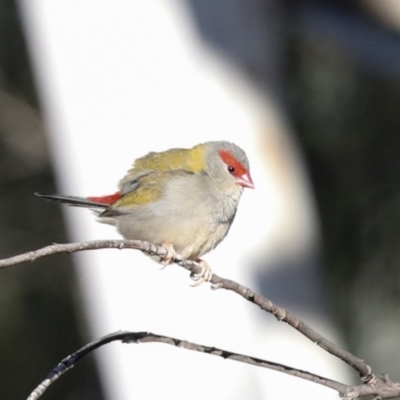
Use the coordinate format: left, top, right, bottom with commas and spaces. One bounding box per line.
211, 274, 373, 377
2, 239, 400, 399
0, 240, 371, 376
26, 330, 347, 400
0, 239, 191, 269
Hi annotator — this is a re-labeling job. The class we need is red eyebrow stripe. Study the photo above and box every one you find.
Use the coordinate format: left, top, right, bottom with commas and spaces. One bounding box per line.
218, 150, 247, 176
87, 191, 121, 205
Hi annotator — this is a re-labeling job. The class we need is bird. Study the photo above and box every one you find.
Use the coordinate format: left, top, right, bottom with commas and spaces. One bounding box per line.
36, 141, 254, 284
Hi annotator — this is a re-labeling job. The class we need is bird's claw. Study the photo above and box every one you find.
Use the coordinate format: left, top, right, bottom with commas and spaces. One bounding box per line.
159, 242, 176, 268
190, 259, 213, 286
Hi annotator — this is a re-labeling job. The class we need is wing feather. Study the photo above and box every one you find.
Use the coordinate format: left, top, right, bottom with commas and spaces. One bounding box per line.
102, 169, 194, 217
118, 145, 205, 191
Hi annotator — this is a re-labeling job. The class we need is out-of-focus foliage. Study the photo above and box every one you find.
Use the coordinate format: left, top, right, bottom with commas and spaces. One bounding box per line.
287, 1, 400, 380
0, 0, 104, 398
0, 0, 36, 104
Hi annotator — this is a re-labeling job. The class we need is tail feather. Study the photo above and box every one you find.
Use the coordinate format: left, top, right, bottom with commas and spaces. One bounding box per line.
35, 193, 109, 209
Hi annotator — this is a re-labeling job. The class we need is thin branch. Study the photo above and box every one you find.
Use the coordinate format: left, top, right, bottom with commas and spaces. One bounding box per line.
0, 240, 372, 378
0, 240, 183, 269
26, 330, 347, 400
2, 239, 400, 399
211, 275, 374, 381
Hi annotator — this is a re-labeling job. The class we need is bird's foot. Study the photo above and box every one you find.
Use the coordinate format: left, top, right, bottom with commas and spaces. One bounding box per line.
159, 242, 176, 268
190, 259, 213, 286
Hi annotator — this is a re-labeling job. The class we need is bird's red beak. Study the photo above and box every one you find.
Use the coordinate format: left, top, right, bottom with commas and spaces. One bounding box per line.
236, 172, 254, 189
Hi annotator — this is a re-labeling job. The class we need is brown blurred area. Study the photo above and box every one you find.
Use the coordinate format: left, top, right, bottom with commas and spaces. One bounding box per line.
0, 0, 104, 398
2, 0, 400, 398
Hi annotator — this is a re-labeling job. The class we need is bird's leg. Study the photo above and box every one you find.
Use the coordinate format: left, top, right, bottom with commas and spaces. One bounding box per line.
159, 242, 177, 268
190, 259, 213, 286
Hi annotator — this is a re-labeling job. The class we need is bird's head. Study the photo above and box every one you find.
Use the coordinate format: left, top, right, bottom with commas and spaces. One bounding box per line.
201, 141, 254, 196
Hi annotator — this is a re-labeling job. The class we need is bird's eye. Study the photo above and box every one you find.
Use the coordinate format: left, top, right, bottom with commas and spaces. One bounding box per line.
228, 165, 235, 174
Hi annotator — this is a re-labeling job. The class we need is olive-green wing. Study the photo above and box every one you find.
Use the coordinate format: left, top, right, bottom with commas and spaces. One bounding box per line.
102, 169, 193, 217
118, 145, 205, 191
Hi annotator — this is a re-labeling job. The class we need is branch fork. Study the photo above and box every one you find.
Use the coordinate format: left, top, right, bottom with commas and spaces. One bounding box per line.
0, 239, 398, 399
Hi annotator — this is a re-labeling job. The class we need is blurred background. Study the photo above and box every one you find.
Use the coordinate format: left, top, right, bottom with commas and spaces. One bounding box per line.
1, 0, 400, 399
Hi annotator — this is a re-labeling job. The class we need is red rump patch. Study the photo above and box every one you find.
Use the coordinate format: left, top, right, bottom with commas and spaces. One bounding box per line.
87, 191, 121, 205
218, 150, 247, 177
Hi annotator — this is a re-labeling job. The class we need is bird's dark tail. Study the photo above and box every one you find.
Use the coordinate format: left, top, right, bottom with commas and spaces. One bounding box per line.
35, 193, 109, 209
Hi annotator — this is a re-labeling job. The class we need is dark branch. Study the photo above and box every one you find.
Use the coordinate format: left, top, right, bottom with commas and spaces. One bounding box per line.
26, 330, 347, 400
211, 275, 374, 381
2, 239, 400, 399
0, 239, 372, 378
